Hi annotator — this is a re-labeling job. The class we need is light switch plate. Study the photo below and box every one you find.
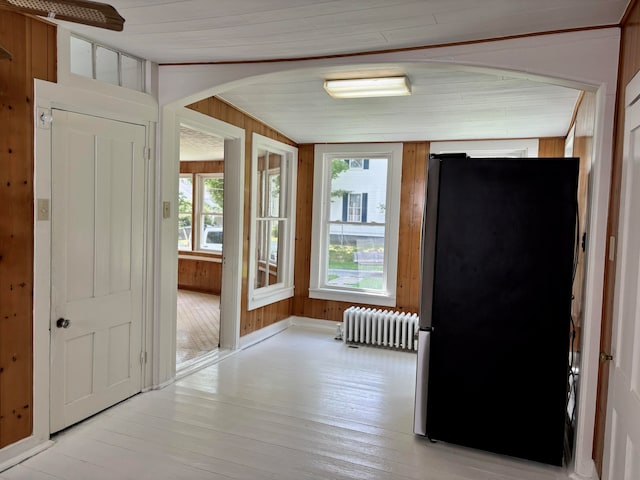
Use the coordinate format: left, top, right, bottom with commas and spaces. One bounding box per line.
163, 201, 171, 219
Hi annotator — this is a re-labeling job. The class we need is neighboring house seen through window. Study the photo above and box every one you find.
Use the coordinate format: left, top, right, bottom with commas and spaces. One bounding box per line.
310, 144, 402, 307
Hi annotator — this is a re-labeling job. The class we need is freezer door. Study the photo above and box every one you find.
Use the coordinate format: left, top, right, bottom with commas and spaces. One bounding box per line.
419, 157, 441, 330
413, 329, 431, 435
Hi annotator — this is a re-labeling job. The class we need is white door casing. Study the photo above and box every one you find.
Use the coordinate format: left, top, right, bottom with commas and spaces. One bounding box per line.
602, 72, 640, 479
50, 110, 146, 433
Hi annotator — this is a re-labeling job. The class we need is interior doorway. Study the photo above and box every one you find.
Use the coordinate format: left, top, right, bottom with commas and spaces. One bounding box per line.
176, 125, 225, 371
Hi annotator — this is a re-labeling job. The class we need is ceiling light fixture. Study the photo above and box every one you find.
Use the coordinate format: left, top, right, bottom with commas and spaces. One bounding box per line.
324, 76, 411, 98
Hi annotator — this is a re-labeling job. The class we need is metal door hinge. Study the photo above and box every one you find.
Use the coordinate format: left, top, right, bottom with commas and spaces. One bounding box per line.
140, 351, 147, 364
144, 146, 151, 160
37, 108, 52, 129
609, 236, 616, 262
599, 352, 614, 363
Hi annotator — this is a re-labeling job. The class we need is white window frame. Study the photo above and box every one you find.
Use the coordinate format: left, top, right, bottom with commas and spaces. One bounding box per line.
195, 173, 224, 253
348, 158, 364, 169
247, 134, 298, 310
177, 173, 193, 251
69, 34, 145, 92
309, 143, 402, 307
347, 193, 363, 222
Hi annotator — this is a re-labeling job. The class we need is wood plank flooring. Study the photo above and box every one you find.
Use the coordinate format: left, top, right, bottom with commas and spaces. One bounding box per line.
176, 289, 220, 368
2, 326, 570, 479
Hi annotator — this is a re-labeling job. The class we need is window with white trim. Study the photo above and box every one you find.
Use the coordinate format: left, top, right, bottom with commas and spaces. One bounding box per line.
70, 34, 145, 92
247, 134, 297, 310
309, 144, 402, 307
178, 173, 224, 253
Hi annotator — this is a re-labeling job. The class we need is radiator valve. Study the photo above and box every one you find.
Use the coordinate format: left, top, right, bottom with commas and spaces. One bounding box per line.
335, 323, 343, 341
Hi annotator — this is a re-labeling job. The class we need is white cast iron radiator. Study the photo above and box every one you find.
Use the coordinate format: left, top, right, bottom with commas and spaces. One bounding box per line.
343, 306, 419, 351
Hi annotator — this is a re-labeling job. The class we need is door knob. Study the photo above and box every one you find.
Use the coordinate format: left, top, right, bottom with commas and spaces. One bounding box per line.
56, 318, 71, 329
599, 352, 613, 363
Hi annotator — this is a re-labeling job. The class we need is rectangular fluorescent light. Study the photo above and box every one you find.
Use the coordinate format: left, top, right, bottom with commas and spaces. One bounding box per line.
324, 76, 411, 98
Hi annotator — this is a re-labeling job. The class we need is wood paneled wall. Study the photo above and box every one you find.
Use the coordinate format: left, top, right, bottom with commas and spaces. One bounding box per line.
0, 11, 56, 449
178, 258, 222, 294
538, 137, 566, 157
180, 160, 224, 174
186, 98, 295, 336
593, 1, 640, 474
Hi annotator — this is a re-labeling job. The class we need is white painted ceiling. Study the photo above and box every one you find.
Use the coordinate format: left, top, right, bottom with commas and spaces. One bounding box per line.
58, 0, 628, 145
180, 126, 225, 161
65, 0, 627, 63
217, 63, 582, 143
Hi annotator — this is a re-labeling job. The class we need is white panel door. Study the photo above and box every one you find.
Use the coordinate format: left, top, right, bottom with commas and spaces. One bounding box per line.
602, 75, 640, 480
50, 110, 146, 433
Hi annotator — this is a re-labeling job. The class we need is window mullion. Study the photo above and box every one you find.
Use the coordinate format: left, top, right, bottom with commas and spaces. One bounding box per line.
190, 174, 196, 251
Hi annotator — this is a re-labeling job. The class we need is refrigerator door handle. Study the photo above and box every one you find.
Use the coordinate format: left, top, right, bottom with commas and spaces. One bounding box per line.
413, 330, 431, 436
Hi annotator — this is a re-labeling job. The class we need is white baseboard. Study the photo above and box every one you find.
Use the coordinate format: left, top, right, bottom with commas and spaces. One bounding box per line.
289, 316, 338, 332
238, 316, 337, 351
569, 459, 599, 480
239, 318, 291, 350
0, 439, 53, 473
570, 471, 599, 480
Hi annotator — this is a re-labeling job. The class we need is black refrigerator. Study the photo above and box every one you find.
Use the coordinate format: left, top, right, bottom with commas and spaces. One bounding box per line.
413, 155, 578, 466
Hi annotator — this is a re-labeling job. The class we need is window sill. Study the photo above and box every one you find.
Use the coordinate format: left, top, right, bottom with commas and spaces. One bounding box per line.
309, 287, 396, 308
178, 251, 222, 263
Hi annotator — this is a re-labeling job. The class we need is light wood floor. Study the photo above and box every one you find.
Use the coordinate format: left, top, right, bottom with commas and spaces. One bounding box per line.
176, 289, 220, 368
2, 326, 569, 480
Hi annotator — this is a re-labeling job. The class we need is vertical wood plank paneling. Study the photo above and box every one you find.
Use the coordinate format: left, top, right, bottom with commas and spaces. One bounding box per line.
177, 259, 222, 294
593, 2, 640, 474
391, 140, 430, 316
538, 137, 566, 157
0, 11, 56, 448
179, 160, 224, 174
293, 145, 314, 316
187, 98, 295, 337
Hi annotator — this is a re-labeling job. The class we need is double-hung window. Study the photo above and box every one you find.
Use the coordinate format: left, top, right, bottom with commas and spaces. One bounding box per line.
177, 173, 224, 253
178, 175, 194, 250
247, 134, 297, 310
309, 143, 403, 307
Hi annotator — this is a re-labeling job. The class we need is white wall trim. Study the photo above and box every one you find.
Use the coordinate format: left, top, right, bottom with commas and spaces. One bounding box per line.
430, 139, 540, 157
247, 133, 298, 311
569, 469, 599, 480
15, 77, 158, 469
289, 316, 337, 332
155, 106, 245, 385
178, 254, 222, 263
238, 316, 336, 351
0, 440, 54, 473
309, 143, 402, 307
238, 318, 292, 350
